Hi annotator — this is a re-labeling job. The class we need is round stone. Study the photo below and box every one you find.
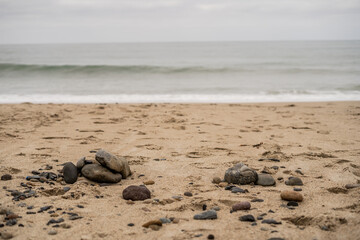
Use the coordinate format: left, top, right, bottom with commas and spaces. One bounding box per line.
280, 190, 303, 202
232, 201, 251, 211
123, 185, 151, 201
256, 174, 275, 186
62, 162, 78, 184
212, 177, 222, 184
285, 177, 303, 186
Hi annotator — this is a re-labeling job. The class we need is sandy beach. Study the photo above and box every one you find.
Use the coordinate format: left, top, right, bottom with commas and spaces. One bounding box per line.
0, 101, 359, 240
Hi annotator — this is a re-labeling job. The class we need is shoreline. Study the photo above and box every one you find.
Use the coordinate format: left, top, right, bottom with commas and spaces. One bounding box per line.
0, 101, 359, 239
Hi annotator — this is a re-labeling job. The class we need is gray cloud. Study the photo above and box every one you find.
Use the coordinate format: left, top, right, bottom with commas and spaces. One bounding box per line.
0, 0, 359, 43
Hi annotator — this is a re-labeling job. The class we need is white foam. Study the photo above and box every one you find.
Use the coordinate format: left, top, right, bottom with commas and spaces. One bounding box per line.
0, 92, 360, 104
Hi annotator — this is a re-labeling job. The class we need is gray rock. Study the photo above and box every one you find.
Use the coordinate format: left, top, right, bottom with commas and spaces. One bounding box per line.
1, 174, 12, 181
76, 157, 92, 169
285, 177, 303, 186
262, 219, 282, 224
224, 163, 258, 185
256, 174, 275, 186
345, 184, 360, 189
95, 150, 131, 178
194, 210, 217, 220
231, 187, 246, 193
62, 162, 78, 184
122, 185, 151, 201
239, 214, 255, 222
48, 230, 57, 235
160, 218, 171, 224
81, 164, 122, 183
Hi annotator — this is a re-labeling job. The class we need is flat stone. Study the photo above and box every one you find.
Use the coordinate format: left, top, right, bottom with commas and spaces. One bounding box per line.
149, 224, 161, 231
280, 190, 303, 202
345, 184, 360, 189
95, 150, 131, 178
256, 174, 275, 186
224, 163, 258, 185
232, 202, 251, 211
143, 180, 155, 185
262, 219, 282, 224
251, 198, 264, 202
184, 192, 193, 197
159, 218, 171, 224
48, 230, 57, 235
239, 214, 255, 222
285, 177, 303, 186
194, 210, 217, 220
63, 162, 78, 184
82, 164, 122, 183
76, 157, 92, 169
231, 187, 246, 193
123, 185, 151, 201
142, 220, 162, 228
293, 187, 302, 191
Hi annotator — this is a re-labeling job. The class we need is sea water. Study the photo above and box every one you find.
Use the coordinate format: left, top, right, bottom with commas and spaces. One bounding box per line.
0, 41, 359, 103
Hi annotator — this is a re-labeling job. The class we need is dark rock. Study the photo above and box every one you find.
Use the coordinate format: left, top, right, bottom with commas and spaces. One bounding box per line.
47, 218, 64, 225
224, 163, 258, 185
251, 198, 264, 202
232, 202, 251, 211
193, 210, 217, 220
31, 170, 40, 175
257, 216, 263, 220
345, 184, 360, 189
194, 234, 203, 237
128, 223, 134, 227
184, 192, 193, 197
62, 162, 78, 184
76, 157, 92, 169
287, 201, 298, 207
239, 214, 255, 222
6, 219, 17, 226
82, 164, 122, 183
0, 224, 3, 228
202, 204, 207, 211
295, 169, 304, 175
285, 177, 303, 186
26, 212, 36, 214
208, 234, 215, 239
160, 218, 171, 224
123, 185, 151, 201
262, 219, 282, 224
63, 187, 71, 192
95, 149, 131, 178
39, 206, 52, 212
251, 222, 257, 226
231, 187, 246, 193
69, 215, 82, 220
256, 174, 275, 186
293, 187, 302, 191
225, 185, 236, 190
1, 174, 12, 181
26, 175, 41, 181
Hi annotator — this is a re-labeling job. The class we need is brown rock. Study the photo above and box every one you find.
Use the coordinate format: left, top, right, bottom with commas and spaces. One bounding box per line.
280, 190, 303, 202
218, 182, 228, 187
232, 201, 251, 211
123, 185, 151, 201
143, 180, 155, 185
345, 184, 360, 189
149, 225, 161, 231
212, 177, 222, 184
95, 150, 131, 178
142, 220, 162, 228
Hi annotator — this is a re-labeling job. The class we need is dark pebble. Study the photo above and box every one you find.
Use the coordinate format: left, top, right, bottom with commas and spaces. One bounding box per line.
202, 204, 207, 211
257, 216, 264, 220
63, 162, 78, 184
268, 209, 275, 213
321, 225, 330, 231
251, 198, 264, 202
287, 201, 299, 207
195, 234, 203, 237
208, 234, 215, 239
18, 224, 24, 227
262, 219, 282, 224
1, 174, 12, 181
26, 211, 36, 214
239, 214, 255, 222
6, 219, 17, 226
47, 218, 64, 225
231, 187, 246, 193
39, 206, 52, 212
184, 192, 193, 197
31, 170, 40, 175
77, 205, 84, 208
0, 224, 4, 228
225, 185, 236, 190
293, 188, 302, 191
63, 187, 71, 192
122, 185, 151, 201
48, 211, 55, 214
251, 222, 257, 226
69, 215, 82, 220
128, 223, 134, 227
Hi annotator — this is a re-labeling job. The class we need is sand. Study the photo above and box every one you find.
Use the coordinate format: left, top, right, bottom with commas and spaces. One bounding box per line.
0, 101, 359, 240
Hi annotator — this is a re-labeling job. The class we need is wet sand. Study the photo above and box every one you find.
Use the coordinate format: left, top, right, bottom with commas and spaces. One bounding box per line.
0, 102, 359, 240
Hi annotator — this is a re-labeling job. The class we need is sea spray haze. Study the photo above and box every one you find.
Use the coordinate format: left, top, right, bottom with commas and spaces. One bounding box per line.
0, 41, 359, 103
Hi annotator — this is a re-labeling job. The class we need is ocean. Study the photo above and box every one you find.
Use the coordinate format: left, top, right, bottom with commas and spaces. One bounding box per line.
0, 41, 359, 103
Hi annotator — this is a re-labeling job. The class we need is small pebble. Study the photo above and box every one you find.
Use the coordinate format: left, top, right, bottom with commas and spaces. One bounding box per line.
193, 210, 217, 220
239, 214, 255, 222
208, 234, 215, 239
1, 174, 12, 181
184, 192, 193, 197
285, 177, 303, 186
280, 190, 303, 202
202, 204, 207, 211
231, 187, 246, 193
232, 202, 251, 211
287, 201, 299, 207
251, 198, 264, 202
293, 188, 302, 191
48, 230, 57, 235
128, 223, 134, 227
143, 180, 155, 185
262, 219, 282, 224
212, 177, 222, 184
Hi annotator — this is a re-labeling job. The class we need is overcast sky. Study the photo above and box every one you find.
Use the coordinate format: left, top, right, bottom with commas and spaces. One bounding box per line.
0, 0, 359, 44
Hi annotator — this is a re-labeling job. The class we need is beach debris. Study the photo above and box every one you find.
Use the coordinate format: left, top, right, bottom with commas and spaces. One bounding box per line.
95, 149, 131, 178
81, 164, 122, 183
224, 163, 258, 185
62, 162, 78, 184
232, 202, 251, 211
122, 185, 151, 201
280, 190, 303, 202
193, 210, 217, 220
256, 174, 276, 186
285, 177, 303, 186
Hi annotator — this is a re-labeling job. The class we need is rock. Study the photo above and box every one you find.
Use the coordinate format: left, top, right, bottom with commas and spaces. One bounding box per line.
81, 164, 122, 183
293, 187, 302, 191
256, 174, 275, 186
0, 232, 13, 239
251, 198, 264, 202
212, 177, 222, 184
48, 230, 57, 235
239, 214, 255, 222
345, 184, 360, 189
6, 219, 17, 226
123, 185, 151, 201
172, 218, 180, 223
224, 163, 257, 185
63, 162, 78, 184
142, 220, 162, 228
159, 218, 171, 224
95, 150, 131, 178
143, 180, 155, 185
218, 182, 228, 187
287, 201, 299, 207
208, 234, 215, 239
211, 206, 221, 211
231, 187, 246, 193
1, 174, 12, 181
262, 219, 282, 224
47, 218, 64, 225
184, 192, 193, 197
232, 202, 251, 211
149, 224, 161, 231
127, 223, 134, 227
285, 177, 303, 186
194, 210, 217, 220
202, 204, 207, 211
76, 157, 92, 169
280, 190, 303, 202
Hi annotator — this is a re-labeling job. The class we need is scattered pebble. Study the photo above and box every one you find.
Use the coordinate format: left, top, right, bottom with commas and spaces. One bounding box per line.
143, 180, 155, 185
262, 219, 282, 224
160, 218, 171, 224
212, 177, 222, 184
1, 174, 12, 181
224, 163, 257, 184
280, 190, 303, 202
184, 192, 193, 197
251, 198, 264, 202
256, 174, 275, 186
293, 187, 302, 191
142, 220, 162, 228
285, 177, 303, 186
239, 214, 255, 222
127, 223, 134, 227
202, 204, 207, 211
287, 201, 299, 207
123, 185, 151, 201
194, 210, 217, 220
48, 230, 57, 235
345, 184, 360, 189
232, 202, 251, 211
231, 187, 246, 193
207, 234, 215, 239
63, 162, 78, 184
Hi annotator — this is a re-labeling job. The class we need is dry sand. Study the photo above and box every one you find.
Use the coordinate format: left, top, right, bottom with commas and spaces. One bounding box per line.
0, 101, 359, 240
